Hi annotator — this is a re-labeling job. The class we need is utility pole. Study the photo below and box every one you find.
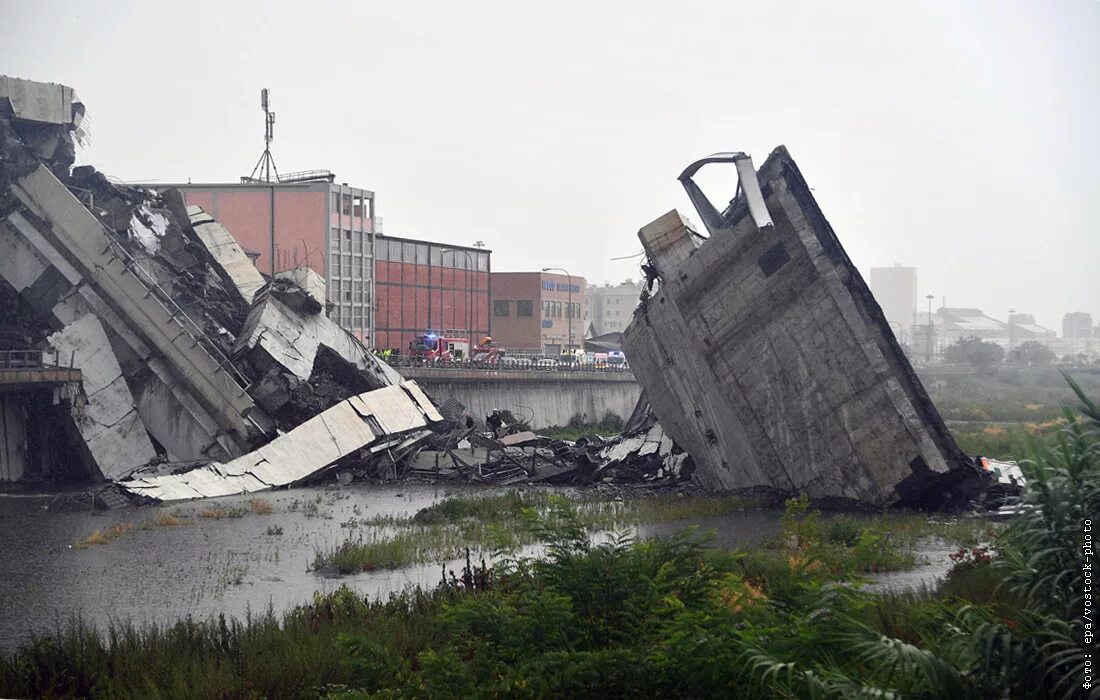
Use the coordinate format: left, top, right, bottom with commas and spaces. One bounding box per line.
1008, 308, 1016, 354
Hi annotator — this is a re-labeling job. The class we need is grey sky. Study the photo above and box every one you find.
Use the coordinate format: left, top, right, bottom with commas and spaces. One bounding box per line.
3, 0, 1097, 331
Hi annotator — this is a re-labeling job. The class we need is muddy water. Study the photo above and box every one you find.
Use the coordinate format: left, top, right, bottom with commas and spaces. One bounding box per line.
0, 485, 785, 653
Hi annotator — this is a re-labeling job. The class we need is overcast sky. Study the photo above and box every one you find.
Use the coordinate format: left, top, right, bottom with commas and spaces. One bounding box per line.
3, 0, 1097, 330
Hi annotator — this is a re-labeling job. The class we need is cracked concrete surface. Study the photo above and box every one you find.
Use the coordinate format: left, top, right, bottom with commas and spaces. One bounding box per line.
624, 147, 976, 508
119, 381, 443, 501
48, 313, 156, 479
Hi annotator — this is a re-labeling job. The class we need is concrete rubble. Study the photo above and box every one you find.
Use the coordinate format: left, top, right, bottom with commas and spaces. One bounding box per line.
0, 75, 407, 496
624, 147, 988, 509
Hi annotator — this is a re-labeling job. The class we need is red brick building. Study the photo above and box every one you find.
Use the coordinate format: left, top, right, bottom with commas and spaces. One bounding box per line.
374, 235, 491, 352
489, 272, 585, 354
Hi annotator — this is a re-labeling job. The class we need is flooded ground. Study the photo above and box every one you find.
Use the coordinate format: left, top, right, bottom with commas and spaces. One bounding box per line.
0, 484, 785, 653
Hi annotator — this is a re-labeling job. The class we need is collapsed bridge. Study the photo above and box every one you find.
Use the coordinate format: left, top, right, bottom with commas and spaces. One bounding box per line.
624, 148, 985, 509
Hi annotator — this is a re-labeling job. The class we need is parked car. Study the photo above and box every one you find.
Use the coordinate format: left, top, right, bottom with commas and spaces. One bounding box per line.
607, 350, 626, 366
534, 356, 557, 370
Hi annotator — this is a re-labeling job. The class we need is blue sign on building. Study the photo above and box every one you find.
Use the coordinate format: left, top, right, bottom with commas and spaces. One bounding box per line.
541, 320, 553, 328
542, 280, 580, 294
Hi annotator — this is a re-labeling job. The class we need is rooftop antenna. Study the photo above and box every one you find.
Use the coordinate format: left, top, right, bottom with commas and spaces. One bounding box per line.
246, 88, 279, 183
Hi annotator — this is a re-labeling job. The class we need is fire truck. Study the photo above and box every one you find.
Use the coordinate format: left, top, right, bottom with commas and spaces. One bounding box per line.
408, 332, 469, 363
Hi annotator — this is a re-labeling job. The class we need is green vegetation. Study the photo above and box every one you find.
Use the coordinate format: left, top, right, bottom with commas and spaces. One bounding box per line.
928, 366, 1100, 460
951, 420, 1064, 459
5, 381, 1091, 697
942, 336, 1004, 370
313, 491, 773, 573
538, 410, 624, 441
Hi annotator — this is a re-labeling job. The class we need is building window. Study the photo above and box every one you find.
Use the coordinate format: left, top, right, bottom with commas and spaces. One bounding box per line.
416, 244, 429, 265
342, 194, 353, 216
517, 300, 533, 317
403, 242, 415, 263
542, 300, 551, 317
477, 252, 489, 271
493, 300, 511, 317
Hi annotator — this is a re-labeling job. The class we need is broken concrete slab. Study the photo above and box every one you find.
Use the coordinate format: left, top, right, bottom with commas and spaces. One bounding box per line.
48, 314, 157, 479
187, 205, 267, 306
624, 147, 980, 508
0, 213, 243, 462
6, 165, 266, 450
275, 267, 326, 312
235, 291, 402, 388
498, 431, 539, 446
118, 381, 443, 501
0, 76, 83, 128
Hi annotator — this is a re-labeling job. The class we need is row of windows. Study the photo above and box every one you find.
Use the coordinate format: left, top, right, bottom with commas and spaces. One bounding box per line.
331, 192, 372, 218
376, 239, 489, 271
493, 299, 580, 318
329, 279, 371, 304
330, 229, 372, 254
493, 300, 533, 317
543, 300, 580, 319
332, 300, 369, 328
330, 253, 370, 280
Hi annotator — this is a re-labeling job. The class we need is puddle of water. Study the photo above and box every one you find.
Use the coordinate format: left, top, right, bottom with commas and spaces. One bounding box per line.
0, 484, 786, 653
861, 544, 956, 593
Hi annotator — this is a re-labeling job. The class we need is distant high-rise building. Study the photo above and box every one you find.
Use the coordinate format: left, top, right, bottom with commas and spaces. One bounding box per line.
869, 265, 917, 342
1063, 312, 1094, 340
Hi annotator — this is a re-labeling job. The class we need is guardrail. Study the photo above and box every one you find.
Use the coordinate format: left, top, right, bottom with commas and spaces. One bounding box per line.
383, 355, 632, 373
0, 349, 74, 370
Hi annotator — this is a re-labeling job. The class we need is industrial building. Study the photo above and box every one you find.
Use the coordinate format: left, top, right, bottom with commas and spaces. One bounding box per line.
489, 272, 585, 354
150, 176, 377, 342
373, 235, 491, 353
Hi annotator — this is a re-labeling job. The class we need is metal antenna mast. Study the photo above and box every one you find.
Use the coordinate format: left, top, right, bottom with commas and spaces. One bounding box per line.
246, 88, 279, 183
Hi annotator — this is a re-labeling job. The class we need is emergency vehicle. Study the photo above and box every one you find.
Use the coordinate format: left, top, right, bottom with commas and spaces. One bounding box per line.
471, 337, 505, 365
408, 333, 469, 363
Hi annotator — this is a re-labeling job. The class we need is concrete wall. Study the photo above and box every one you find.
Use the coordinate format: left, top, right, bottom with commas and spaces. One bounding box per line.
399, 367, 641, 429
